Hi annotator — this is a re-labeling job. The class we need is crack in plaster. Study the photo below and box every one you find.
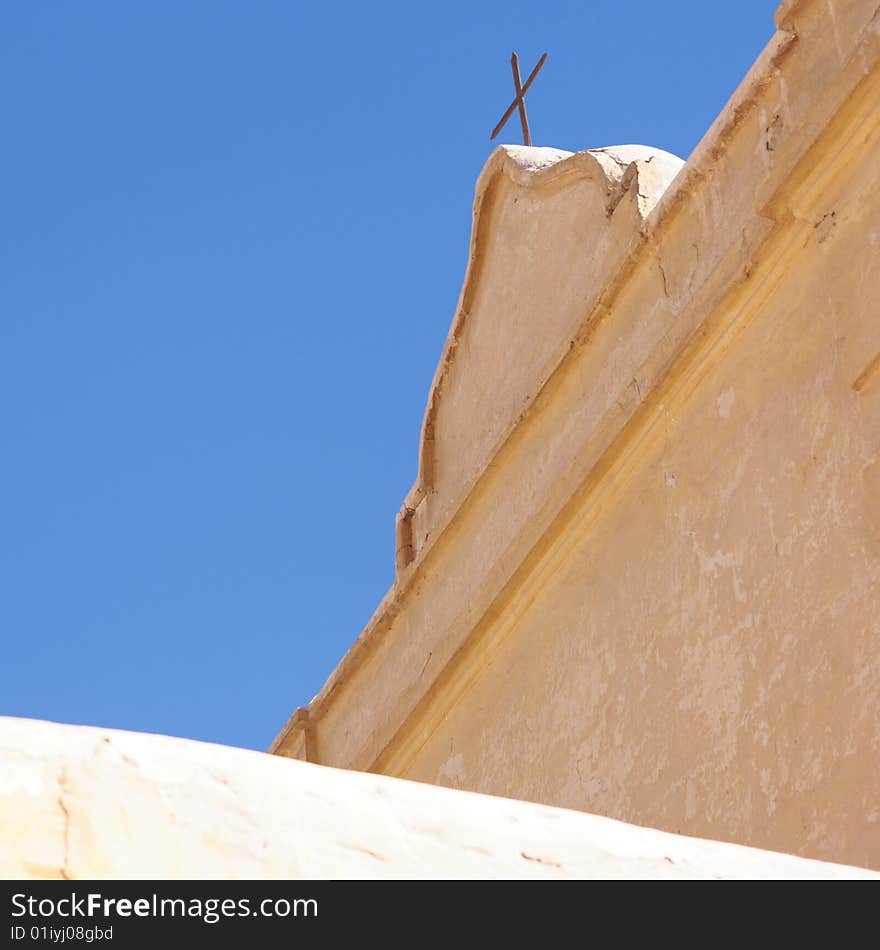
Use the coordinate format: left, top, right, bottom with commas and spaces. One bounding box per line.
57, 768, 72, 880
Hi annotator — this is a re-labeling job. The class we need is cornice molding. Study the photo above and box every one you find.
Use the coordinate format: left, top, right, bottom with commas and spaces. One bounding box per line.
271, 0, 880, 770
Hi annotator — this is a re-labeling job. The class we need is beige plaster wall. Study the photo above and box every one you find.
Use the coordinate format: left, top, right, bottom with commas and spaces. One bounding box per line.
403, 152, 880, 866
274, 0, 880, 871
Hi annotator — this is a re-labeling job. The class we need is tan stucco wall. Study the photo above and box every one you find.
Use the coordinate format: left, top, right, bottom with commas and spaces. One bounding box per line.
274, 0, 880, 870
3, 718, 877, 879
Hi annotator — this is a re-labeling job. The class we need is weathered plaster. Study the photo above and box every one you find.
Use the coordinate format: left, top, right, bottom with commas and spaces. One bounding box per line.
273, 0, 880, 870
2, 718, 876, 879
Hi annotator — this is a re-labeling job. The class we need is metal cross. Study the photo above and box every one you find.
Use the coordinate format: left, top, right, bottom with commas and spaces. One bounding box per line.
490, 51, 547, 146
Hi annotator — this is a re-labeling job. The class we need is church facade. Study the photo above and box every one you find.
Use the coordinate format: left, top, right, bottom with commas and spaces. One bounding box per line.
273, 0, 880, 871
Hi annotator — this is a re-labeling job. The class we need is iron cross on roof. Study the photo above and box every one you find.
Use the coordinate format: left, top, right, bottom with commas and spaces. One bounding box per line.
490, 51, 548, 146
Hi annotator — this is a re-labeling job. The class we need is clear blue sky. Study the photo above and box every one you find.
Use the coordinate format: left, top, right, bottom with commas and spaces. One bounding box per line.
2, 1, 775, 751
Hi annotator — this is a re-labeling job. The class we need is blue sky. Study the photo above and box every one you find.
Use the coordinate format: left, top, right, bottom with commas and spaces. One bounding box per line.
2, 1, 775, 751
